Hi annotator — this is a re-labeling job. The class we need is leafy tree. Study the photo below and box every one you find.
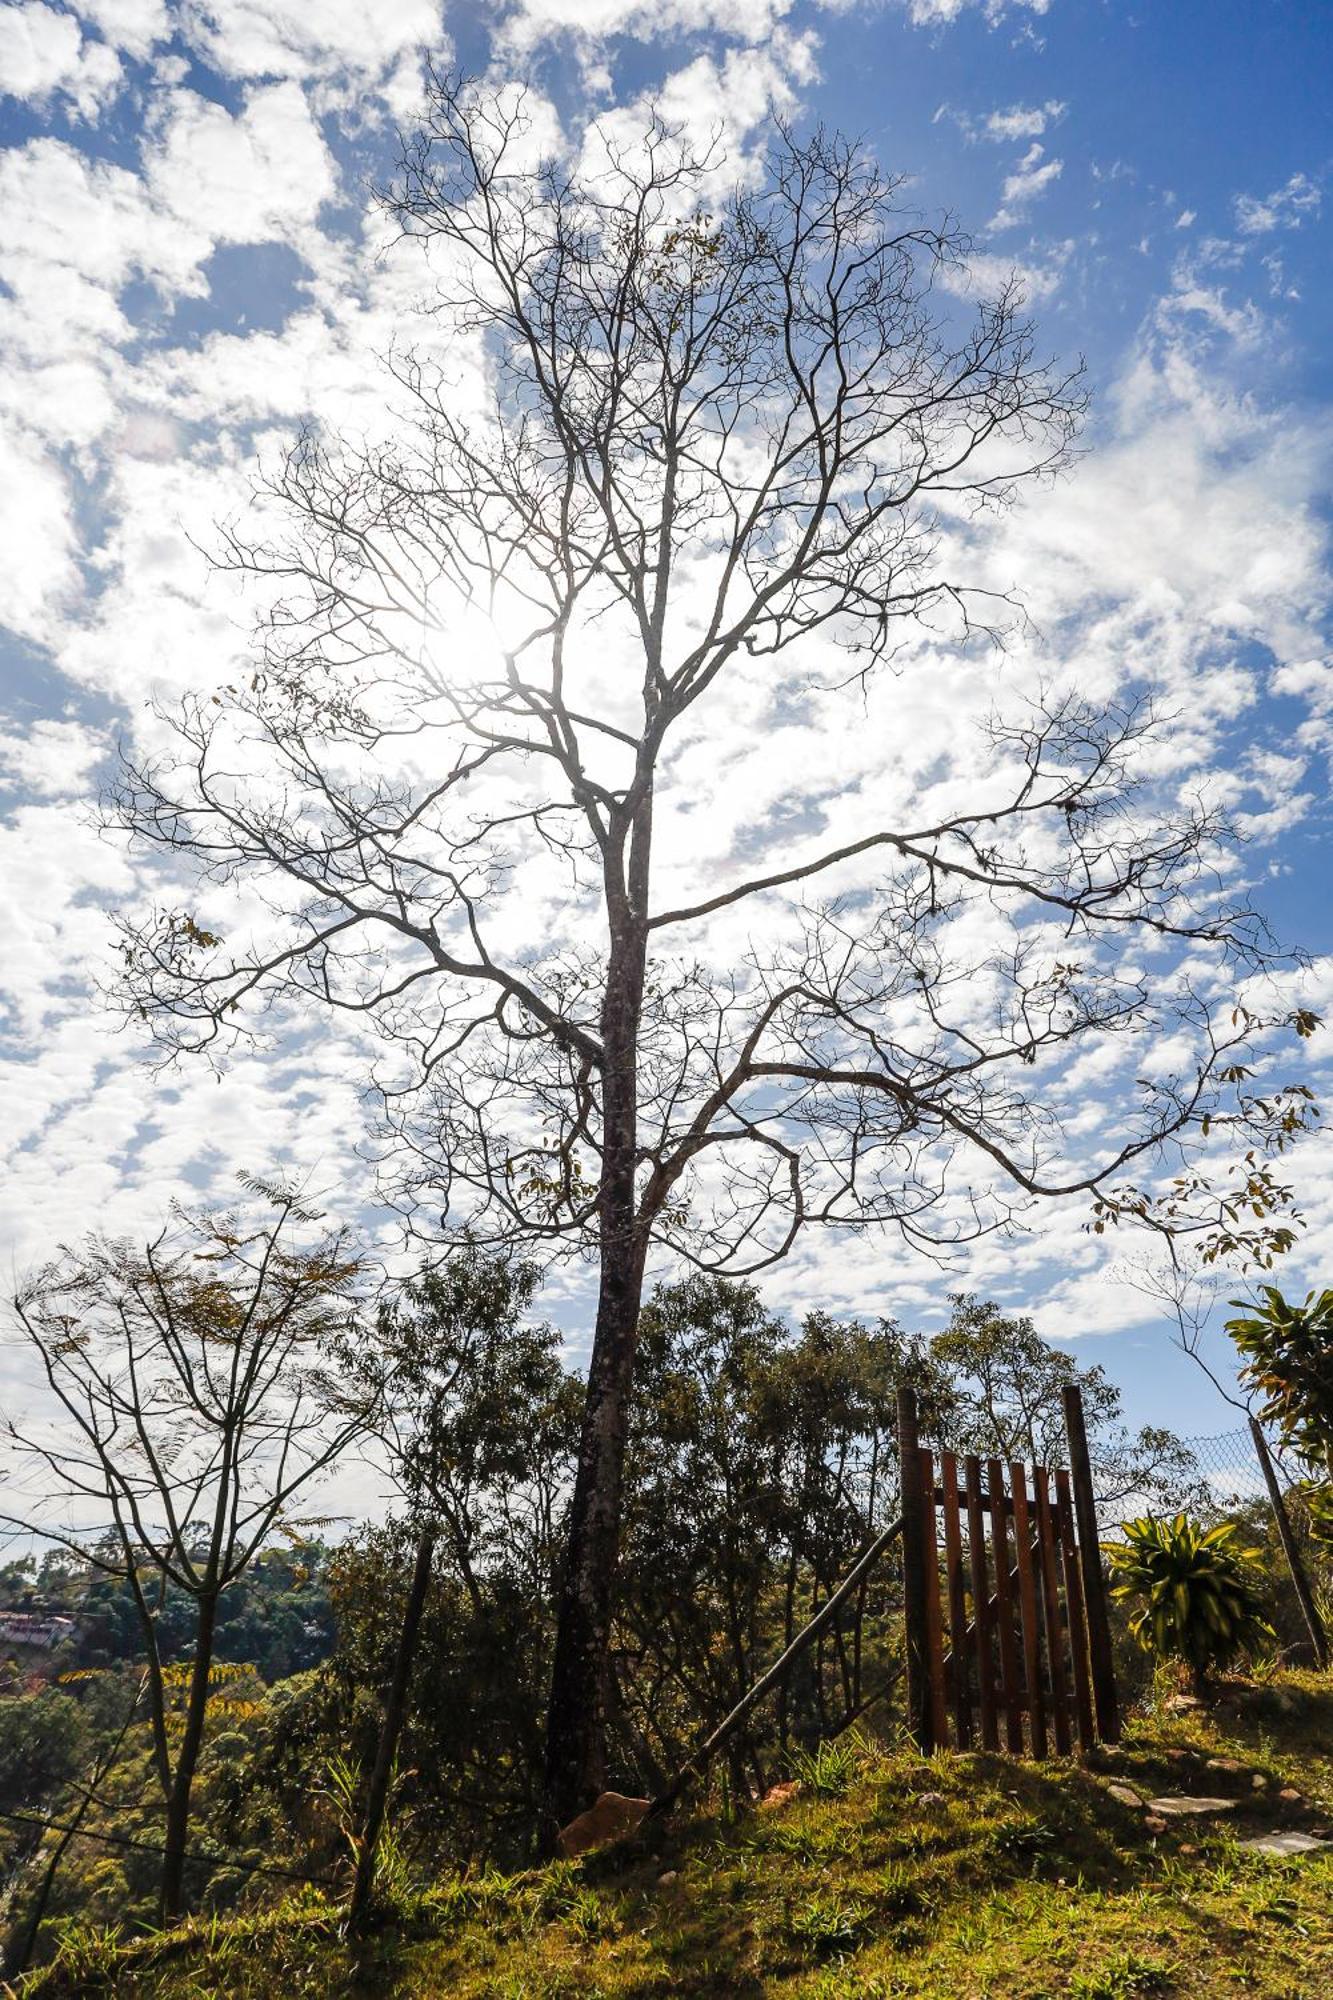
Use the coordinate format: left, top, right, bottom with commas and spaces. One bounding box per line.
212, 1545, 335, 1680
1, 1186, 370, 1920
933, 1295, 1204, 1510
102, 78, 1312, 1823
332, 1251, 583, 1870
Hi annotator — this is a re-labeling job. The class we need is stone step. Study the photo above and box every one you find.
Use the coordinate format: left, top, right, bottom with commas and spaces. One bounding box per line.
1238, 1831, 1328, 1856
1144, 1795, 1238, 1817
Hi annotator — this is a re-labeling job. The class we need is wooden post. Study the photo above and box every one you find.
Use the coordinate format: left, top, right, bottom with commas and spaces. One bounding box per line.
1054, 1468, 1095, 1756
965, 1455, 998, 1752
898, 1386, 933, 1751
1062, 1385, 1119, 1744
920, 1448, 949, 1748
1009, 1465, 1047, 1758
988, 1459, 1024, 1754
1250, 1417, 1330, 1670
1033, 1467, 1071, 1757
942, 1452, 972, 1748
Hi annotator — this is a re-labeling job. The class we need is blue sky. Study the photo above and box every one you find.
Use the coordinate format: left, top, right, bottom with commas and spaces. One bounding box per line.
1, 0, 1331, 1454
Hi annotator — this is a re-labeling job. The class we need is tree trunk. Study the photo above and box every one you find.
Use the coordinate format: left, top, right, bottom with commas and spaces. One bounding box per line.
159, 1592, 218, 1923
543, 837, 650, 1835
542, 1217, 649, 1831
350, 1525, 435, 1928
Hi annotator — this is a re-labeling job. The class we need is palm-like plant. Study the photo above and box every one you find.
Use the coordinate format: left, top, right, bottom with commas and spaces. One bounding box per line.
1227, 1286, 1333, 1535
1107, 1514, 1274, 1692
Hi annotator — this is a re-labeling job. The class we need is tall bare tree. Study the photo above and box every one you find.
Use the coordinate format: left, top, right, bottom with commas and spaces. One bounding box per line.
108, 79, 1314, 1825
2, 1185, 367, 1918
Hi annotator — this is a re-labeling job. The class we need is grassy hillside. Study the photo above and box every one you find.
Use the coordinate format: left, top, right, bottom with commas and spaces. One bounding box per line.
12, 1672, 1333, 1999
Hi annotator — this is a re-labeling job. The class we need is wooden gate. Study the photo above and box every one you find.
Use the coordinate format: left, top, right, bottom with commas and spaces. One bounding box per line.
897, 1384, 1119, 1756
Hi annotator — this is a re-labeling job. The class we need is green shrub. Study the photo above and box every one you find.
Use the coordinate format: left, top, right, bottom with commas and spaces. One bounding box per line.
1226, 1286, 1333, 1533
1107, 1513, 1274, 1690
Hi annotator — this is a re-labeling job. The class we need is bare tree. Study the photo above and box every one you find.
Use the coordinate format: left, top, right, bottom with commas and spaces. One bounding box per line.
107, 79, 1314, 1826
1, 1185, 368, 1919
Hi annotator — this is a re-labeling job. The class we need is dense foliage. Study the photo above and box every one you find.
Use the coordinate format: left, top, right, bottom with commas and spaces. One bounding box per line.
1228, 1285, 1333, 1532
1107, 1514, 1275, 1689
1, 1267, 1308, 1972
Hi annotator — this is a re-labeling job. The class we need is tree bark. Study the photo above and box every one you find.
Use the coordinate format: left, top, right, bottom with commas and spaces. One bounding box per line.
159, 1592, 218, 1922
542, 828, 651, 1834
541, 1183, 649, 1830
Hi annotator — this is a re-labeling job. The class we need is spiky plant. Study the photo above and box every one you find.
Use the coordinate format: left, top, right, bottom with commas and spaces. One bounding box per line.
1107, 1514, 1274, 1692
1226, 1286, 1333, 1536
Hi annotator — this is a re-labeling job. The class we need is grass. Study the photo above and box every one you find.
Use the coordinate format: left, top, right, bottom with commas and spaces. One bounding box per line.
11, 1670, 1333, 1999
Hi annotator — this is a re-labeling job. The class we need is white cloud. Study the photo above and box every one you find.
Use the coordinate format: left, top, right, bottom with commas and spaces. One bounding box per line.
146, 81, 339, 243
938, 96, 1065, 142
899, 0, 1052, 26
982, 97, 1064, 141
997, 390, 1326, 681
0, 717, 107, 797
1234, 170, 1322, 236
1157, 280, 1266, 351
153, 3, 435, 124
0, 137, 210, 306
177, 0, 442, 84
0, 1, 123, 118
581, 30, 818, 188
941, 237, 1073, 303
0, 0, 1329, 1457
74, 0, 168, 57
989, 140, 1062, 230
0, 421, 79, 644
502, 0, 793, 50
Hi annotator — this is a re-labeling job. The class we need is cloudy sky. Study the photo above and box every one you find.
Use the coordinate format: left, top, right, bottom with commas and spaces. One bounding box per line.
1, 0, 1330, 1446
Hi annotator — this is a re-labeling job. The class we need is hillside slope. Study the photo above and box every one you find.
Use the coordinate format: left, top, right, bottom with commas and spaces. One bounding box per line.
13, 1673, 1333, 1999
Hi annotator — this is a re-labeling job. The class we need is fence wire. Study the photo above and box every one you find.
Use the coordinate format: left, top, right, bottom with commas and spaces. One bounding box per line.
1184, 1423, 1318, 1515
1178, 1427, 1273, 1512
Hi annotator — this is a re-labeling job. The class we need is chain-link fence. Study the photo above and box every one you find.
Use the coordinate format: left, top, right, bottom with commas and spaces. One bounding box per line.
1179, 1426, 1273, 1512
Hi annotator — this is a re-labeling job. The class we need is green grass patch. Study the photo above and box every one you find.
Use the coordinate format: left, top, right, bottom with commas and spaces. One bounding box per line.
14, 1671, 1333, 1998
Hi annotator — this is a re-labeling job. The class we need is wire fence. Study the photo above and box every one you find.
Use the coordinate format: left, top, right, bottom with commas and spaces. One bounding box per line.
1179, 1427, 1275, 1512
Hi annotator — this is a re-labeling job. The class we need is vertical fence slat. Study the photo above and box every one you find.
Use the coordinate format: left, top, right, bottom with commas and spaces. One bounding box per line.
941, 1451, 971, 1749
919, 1448, 949, 1749
1062, 1386, 1120, 1744
987, 1458, 1024, 1754
1054, 1468, 1095, 1754
965, 1455, 998, 1752
897, 1386, 932, 1750
1033, 1466, 1071, 1756
1009, 1464, 1047, 1759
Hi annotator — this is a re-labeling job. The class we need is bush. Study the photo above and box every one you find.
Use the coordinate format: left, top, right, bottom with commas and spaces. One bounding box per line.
0, 1689, 85, 1811
1107, 1514, 1274, 1691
